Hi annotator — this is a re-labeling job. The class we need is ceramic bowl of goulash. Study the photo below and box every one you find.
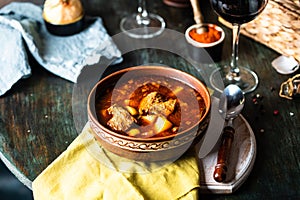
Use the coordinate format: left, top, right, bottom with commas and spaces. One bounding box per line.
87, 66, 211, 161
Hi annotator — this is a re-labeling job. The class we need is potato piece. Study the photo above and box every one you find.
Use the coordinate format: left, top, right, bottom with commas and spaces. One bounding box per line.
140, 115, 157, 124
127, 128, 140, 137
126, 106, 138, 116
154, 116, 173, 134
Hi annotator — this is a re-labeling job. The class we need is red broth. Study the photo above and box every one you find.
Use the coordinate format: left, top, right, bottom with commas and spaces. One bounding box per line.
95, 75, 206, 138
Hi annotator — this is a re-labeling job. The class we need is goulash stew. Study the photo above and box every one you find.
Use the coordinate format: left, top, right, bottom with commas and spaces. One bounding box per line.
96, 75, 206, 138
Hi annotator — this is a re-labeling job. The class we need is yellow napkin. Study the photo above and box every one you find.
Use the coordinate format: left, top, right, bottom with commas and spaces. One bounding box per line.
32, 124, 200, 200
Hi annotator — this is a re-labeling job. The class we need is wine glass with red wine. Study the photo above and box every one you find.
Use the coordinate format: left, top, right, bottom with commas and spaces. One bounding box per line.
209, 0, 268, 93
120, 0, 165, 39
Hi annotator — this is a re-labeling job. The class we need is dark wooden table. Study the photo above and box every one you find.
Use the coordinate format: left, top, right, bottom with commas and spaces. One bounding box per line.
0, 0, 299, 199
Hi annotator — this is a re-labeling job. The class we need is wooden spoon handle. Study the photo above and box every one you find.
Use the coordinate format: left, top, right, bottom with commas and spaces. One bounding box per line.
190, 0, 204, 24
213, 126, 235, 182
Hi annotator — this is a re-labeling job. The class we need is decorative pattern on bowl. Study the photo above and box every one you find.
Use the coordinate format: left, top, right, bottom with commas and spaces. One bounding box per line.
88, 114, 210, 152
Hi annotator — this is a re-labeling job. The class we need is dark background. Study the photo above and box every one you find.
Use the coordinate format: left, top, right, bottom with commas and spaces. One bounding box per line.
0, 160, 33, 200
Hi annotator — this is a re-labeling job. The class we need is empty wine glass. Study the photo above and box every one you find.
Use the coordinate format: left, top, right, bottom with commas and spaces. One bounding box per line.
209, 0, 268, 93
120, 0, 166, 39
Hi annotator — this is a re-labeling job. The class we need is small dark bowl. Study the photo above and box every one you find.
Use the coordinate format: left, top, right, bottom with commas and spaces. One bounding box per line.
43, 15, 84, 36
87, 66, 211, 161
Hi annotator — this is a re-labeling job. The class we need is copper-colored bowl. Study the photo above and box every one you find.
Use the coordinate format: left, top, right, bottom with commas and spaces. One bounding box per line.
87, 66, 211, 161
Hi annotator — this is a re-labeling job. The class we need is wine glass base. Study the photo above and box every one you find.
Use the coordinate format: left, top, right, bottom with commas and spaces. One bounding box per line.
120, 13, 165, 39
210, 66, 259, 94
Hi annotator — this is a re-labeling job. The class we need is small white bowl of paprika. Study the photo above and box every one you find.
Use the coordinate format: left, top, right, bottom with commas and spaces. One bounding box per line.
185, 23, 225, 63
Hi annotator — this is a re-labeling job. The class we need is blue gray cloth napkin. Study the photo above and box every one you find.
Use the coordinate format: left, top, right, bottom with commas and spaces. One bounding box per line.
0, 2, 122, 96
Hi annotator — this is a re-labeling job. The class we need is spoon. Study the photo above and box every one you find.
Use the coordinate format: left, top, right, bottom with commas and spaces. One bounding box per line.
213, 84, 245, 182
190, 0, 208, 34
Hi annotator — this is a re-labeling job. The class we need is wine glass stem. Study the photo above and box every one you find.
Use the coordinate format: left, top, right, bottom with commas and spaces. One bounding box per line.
228, 24, 241, 81
136, 0, 150, 25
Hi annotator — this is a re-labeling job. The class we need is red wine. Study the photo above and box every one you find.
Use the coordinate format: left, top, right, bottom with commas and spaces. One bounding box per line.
211, 0, 268, 24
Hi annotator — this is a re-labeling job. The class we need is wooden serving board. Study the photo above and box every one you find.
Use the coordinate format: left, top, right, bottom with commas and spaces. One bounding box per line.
198, 115, 256, 194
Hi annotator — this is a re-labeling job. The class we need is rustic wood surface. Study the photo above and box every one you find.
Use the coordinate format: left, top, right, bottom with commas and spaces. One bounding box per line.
0, 0, 299, 199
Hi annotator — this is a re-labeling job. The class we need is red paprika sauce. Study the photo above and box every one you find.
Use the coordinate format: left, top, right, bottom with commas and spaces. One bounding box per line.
189, 26, 222, 43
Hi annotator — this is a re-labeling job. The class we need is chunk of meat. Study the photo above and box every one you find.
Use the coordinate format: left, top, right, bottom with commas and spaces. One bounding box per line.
139, 92, 159, 114
107, 104, 136, 132
150, 98, 176, 116
139, 91, 176, 116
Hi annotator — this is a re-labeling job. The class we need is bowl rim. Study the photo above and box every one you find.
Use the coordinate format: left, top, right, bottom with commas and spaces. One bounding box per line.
185, 23, 225, 48
87, 65, 211, 142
